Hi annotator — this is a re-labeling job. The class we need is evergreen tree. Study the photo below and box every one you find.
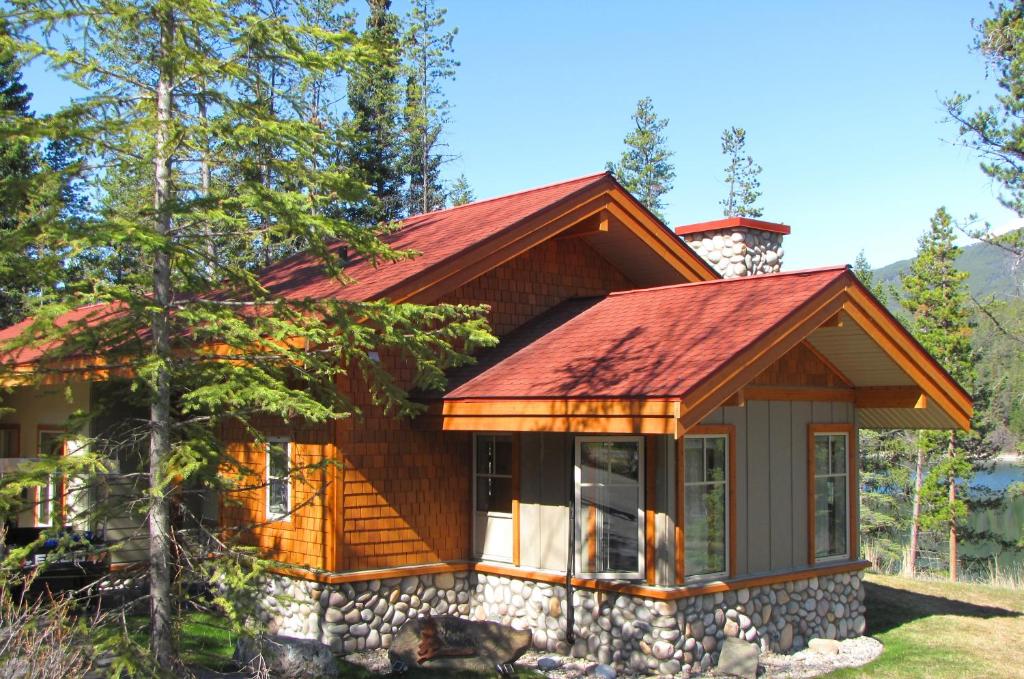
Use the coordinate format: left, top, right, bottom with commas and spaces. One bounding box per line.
448, 172, 474, 206
0, 21, 38, 326
606, 97, 675, 220
719, 126, 763, 218
2, 1, 494, 670
344, 0, 406, 226
401, 0, 457, 215
900, 207, 977, 580
853, 249, 894, 306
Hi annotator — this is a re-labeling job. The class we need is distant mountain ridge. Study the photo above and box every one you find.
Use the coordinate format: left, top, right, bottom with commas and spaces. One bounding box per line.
874, 230, 1022, 300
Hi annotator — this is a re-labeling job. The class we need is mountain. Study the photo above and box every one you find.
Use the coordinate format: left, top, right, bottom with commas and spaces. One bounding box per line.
874, 230, 1023, 300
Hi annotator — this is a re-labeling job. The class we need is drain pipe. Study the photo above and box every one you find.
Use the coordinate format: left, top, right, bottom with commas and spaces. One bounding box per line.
565, 447, 576, 645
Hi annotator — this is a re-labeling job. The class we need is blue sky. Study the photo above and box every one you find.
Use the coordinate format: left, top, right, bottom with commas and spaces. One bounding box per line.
21, 0, 1013, 270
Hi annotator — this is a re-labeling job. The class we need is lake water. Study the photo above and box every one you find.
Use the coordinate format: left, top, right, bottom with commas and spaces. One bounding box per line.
971, 457, 1024, 491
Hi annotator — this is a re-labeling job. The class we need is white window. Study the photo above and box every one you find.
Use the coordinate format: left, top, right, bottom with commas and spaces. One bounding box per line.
575, 436, 644, 580
36, 429, 64, 527
473, 434, 514, 562
266, 438, 291, 521
683, 435, 729, 578
813, 432, 849, 560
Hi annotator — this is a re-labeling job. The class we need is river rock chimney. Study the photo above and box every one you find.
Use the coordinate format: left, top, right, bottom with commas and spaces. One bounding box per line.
675, 217, 790, 278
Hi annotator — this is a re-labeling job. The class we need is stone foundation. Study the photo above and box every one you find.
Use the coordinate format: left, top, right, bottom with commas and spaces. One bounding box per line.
255, 569, 865, 675
681, 228, 784, 278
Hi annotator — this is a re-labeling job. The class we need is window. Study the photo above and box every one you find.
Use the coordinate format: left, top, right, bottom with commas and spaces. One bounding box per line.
0, 426, 18, 458
813, 431, 849, 560
576, 436, 644, 579
266, 438, 291, 521
473, 434, 514, 562
683, 435, 729, 578
36, 428, 64, 527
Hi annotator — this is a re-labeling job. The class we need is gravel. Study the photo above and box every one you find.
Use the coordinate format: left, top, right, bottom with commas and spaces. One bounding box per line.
755, 636, 884, 678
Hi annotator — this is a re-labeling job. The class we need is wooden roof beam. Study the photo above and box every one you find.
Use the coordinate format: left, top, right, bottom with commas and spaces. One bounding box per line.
855, 386, 927, 409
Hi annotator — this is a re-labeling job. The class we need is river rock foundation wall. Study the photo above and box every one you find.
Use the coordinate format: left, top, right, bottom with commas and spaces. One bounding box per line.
255, 569, 865, 675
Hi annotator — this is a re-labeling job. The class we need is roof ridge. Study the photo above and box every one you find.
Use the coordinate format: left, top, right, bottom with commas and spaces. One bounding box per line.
400, 171, 611, 222
605, 265, 851, 297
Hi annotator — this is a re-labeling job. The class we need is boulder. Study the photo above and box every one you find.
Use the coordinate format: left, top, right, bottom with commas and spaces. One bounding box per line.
389, 615, 531, 673
717, 636, 759, 679
808, 638, 841, 655
235, 635, 338, 679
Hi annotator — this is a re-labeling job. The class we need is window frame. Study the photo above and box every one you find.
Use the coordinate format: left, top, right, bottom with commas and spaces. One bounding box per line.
265, 437, 292, 523
574, 435, 645, 581
36, 426, 65, 528
681, 433, 731, 581
807, 424, 856, 564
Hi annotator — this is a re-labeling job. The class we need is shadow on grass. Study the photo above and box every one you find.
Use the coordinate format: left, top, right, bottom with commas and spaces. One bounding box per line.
335, 657, 542, 678
864, 581, 1021, 635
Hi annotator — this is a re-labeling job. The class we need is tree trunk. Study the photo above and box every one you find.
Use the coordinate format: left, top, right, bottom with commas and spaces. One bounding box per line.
149, 6, 176, 669
908, 434, 924, 577
948, 431, 958, 582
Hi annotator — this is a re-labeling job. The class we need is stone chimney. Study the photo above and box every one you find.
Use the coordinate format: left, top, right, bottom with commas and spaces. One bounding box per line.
675, 217, 790, 278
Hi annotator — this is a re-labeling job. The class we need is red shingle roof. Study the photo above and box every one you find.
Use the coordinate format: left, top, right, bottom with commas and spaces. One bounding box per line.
258, 172, 612, 301
443, 267, 850, 400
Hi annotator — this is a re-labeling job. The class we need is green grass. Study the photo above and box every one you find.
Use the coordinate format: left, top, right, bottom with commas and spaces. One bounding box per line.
826, 573, 1024, 678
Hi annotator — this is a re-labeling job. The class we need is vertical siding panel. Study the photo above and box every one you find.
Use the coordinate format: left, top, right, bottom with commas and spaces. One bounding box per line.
791, 400, 813, 566
769, 400, 793, 570
655, 436, 676, 585
519, 433, 543, 568
722, 405, 748, 574
701, 408, 725, 425
539, 432, 569, 571
812, 401, 832, 424
746, 401, 772, 573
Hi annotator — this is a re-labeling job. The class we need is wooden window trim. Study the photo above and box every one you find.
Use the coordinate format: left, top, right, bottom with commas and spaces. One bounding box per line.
677, 425, 736, 584
574, 435, 645, 580
0, 423, 20, 458
644, 435, 657, 584
35, 425, 66, 527
511, 433, 521, 567
807, 423, 857, 565
266, 437, 292, 524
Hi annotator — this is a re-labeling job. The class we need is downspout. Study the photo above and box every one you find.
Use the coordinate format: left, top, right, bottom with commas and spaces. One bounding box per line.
565, 445, 576, 645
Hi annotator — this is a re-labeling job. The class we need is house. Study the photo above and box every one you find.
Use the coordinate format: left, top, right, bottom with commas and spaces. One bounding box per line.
0, 172, 971, 674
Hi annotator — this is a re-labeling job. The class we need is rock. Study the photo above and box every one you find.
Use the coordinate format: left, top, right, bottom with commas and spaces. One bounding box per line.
723, 619, 740, 637
588, 663, 617, 679
853, 615, 867, 635
537, 656, 562, 671
652, 640, 675, 660
549, 597, 562, 618
808, 638, 841, 655
324, 608, 343, 624
717, 636, 759, 679
328, 591, 345, 607
235, 635, 339, 679
389, 615, 531, 673
435, 572, 456, 589
702, 635, 717, 653
779, 623, 794, 651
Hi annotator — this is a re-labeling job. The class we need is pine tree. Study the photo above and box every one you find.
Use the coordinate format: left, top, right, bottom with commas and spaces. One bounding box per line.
900, 207, 976, 580
719, 127, 763, 218
344, 0, 406, 226
401, 0, 457, 216
606, 97, 675, 220
2, 0, 494, 669
853, 250, 892, 306
0, 21, 38, 326
448, 173, 474, 206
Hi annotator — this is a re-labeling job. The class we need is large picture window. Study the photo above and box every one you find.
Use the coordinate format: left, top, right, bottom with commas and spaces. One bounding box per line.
683, 435, 729, 578
473, 434, 514, 562
575, 436, 644, 580
813, 431, 849, 560
266, 438, 291, 522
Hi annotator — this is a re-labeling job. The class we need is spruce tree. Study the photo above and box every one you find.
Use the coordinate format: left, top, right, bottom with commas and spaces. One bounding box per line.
344, 0, 406, 226
606, 97, 675, 220
719, 126, 763, 218
1, 0, 494, 670
401, 0, 457, 215
900, 207, 976, 580
0, 21, 37, 326
449, 173, 475, 206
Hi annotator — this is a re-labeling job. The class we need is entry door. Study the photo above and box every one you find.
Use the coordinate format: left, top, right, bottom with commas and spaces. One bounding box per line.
473, 434, 514, 562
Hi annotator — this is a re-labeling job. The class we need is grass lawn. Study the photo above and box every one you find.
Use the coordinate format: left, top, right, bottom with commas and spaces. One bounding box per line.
827, 573, 1024, 678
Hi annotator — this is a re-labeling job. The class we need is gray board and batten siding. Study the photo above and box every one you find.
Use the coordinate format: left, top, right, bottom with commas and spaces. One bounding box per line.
512, 400, 856, 585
